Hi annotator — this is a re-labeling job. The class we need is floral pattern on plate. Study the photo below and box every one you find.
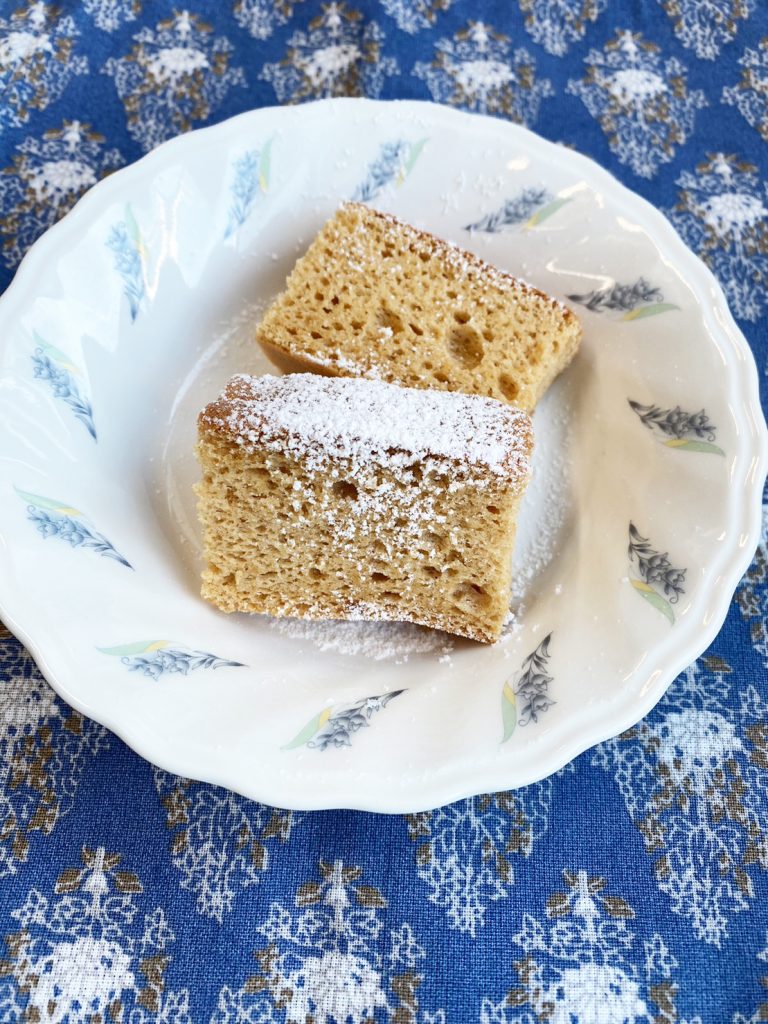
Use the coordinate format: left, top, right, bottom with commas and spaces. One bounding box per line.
284, 690, 405, 751
106, 204, 145, 322
98, 641, 245, 679
225, 141, 272, 239
629, 399, 724, 454
352, 138, 427, 203
31, 332, 96, 440
628, 523, 686, 624
15, 488, 132, 569
0, 98, 763, 816
567, 276, 678, 319
465, 187, 571, 231
502, 633, 555, 743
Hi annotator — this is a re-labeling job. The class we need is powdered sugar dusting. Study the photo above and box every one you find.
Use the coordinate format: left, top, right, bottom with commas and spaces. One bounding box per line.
344, 201, 572, 315
204, 373, 531, 479
511, 390, 572, 608
270, 616, 455, 661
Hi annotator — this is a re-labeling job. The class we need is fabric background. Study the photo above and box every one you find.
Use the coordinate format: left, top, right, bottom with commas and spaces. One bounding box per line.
0, 1, 767, 1021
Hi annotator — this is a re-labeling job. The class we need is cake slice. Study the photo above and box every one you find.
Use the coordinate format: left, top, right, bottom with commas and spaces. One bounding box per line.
256, 202, 581, 412
196, 373, 533, 643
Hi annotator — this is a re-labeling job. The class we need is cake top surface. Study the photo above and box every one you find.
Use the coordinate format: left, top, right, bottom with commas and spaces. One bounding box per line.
200, 373, 532, 479
337, 201, 572, 317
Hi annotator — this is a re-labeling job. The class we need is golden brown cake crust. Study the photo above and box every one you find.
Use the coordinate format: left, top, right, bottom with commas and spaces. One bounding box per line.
354, 203, 578, 322
196, 373, 533, 643
255, 202, 582, 412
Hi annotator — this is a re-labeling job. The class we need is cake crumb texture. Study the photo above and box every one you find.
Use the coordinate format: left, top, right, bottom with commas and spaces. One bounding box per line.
196, 374, 533, 643
255, 202, 582, 412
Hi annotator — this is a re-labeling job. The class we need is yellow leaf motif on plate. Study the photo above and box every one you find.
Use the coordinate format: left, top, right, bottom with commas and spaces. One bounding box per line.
622, 302, 679, 321
501, 680, 517, 744
631, 578, 675, 624
258, 138, 272, 193
98, 641, 170, 656
396, 137, 427, 185
524, 196, 572, 229
630, 579, 654, 593
282, 706, 332, 751
664, 439, 725, 455
14, 487, 80, 516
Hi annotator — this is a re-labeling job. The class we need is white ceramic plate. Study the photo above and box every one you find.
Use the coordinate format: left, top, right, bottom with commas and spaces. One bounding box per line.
0, 99, 764, 812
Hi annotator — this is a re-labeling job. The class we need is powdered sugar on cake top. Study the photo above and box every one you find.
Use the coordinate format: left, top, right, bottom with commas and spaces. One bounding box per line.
203, 373, 531, 478
341, 202, 572, 313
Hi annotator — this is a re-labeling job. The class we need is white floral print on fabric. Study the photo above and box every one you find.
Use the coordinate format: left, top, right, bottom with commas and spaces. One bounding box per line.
0, 1, 88, 130
593, 656, 768, 946
723, 39, 768, 141
154, 770, 296, 923
737, 490, 768, 651
732, 934, 768, 1024
233, 0, 305, 41
261, 3, 397, 103
567, 30, 707, 178
667, 152, 768, 323
0, 846, 191, 1022
480, 870, 682, 1024
211, 860, 445, 1023
407, 781, 561, 936
659, 0, 755, 60
518, 0, 608, 57
413, 20, 553, 124
83, 0, 141, 33
380, 0, 452, 35
102, 10, 246, 152
0, 121, 123, 271
0, 628, 108, 880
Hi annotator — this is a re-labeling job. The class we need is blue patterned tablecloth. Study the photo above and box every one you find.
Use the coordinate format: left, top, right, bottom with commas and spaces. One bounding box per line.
1, 2, 767, 1020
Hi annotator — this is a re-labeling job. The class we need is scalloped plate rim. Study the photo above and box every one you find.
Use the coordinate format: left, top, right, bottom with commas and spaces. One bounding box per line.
0, 98, 765, 812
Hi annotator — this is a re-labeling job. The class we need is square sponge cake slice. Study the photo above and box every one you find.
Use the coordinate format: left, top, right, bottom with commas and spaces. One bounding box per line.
196, 373, 533, 643
256, 202, 581, 412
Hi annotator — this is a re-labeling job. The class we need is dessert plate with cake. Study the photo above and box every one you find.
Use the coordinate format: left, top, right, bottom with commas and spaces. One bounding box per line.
0, 99, 764, 812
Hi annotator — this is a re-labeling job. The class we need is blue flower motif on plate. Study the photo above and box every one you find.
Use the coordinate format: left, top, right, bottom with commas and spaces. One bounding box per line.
628, 522, 686, 624
98, 641, 245, 679
15, 488, 132, 569
225, 142, 272, 239
352, 138, 427, 203
502, 633, 555, 743
629, 399, 724, 455
106, 204, 145, 322
465, 186, 570, 232
567, 277, 678, 320
31, 332, 96, 440
284, 690, 405, 751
